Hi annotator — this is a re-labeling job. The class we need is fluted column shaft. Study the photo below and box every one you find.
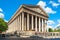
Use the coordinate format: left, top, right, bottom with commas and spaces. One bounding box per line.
20, 14, 21, 30
32, 15, 34, 30
42, 18, 43, 32
39, 17, 41, 32
27, 14, 29, 30
16, 18, 17, 30
45, 20, 48, 32
35, 16, 37, 31
18, 16, 20, 31
22, 12, 24, 31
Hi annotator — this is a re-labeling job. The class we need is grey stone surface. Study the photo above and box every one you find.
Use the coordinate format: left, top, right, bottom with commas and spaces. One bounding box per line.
0, 37, 46, 40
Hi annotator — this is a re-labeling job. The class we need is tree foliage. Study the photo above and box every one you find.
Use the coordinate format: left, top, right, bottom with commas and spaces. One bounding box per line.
54, 29, 60, 32
48, 28, 53, 32
0, 18, 8, 33
57, 29, 60, 32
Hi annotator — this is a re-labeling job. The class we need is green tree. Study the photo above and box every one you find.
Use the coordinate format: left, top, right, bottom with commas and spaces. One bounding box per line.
56, 29, 60, 32
48, 28, 53, 32
0, 18, 8, 33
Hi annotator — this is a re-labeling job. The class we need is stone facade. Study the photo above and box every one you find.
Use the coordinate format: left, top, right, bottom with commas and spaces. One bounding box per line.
6, 4, 48, 35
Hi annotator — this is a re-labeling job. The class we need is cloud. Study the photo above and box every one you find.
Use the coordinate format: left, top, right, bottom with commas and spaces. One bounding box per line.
49, 1, 60, 7
0, 8, 7, 22
47, 20, 55, 29
0, 8, 4, 18
47, 25, 52, 28
47, 26, 55, 30
57, 19, 60, 23
58, 0, 60, 2
47, 20, 60, 29
44, 7, 56, 14
37, 1, 46, 8
55, 19, 60, 28
55, 24, 60, 29
4, 19, 8, 22
0, 8, 3, 12
53, 19, 60, 28
56, 24, 60, 27
47, 20, 55, 26
52, 3, 59, 7
0, 13, 4, 18
47, 19, 60, 29
37, 1, 56, 14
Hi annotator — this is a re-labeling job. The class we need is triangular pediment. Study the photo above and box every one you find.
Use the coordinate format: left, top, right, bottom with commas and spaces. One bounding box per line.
22, 4, 48, 17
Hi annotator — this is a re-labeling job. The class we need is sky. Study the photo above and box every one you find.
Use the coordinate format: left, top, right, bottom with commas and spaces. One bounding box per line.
0, 0, 60, 29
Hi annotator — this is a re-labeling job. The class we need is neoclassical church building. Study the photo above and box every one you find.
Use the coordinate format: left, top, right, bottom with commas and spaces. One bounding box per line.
7, 4, 48, 36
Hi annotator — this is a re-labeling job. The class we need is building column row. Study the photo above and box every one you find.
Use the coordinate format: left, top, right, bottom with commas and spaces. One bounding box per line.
16, 12, 47, 32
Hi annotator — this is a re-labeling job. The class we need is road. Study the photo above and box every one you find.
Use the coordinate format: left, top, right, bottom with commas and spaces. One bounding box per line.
0, 37, 48, 40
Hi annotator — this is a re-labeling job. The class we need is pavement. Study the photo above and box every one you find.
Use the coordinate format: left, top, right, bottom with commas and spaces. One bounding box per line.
0, 37, 48, 40
0, 34, 50, 40
1, 37, 60, 40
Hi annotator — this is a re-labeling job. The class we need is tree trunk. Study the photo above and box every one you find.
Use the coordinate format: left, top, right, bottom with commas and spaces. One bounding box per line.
0, 31, 2, 33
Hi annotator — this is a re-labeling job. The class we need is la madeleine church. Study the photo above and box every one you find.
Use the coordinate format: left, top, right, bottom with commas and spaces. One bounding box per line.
7, 4, 48, 36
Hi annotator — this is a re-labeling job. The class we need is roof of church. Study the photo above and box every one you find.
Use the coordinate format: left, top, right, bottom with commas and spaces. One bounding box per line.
22, 4, 39, 8
22, 4, 48, 17
8, 4, 48, 24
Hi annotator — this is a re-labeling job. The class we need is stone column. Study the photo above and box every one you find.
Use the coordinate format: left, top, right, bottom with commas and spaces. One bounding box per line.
35, 16, 37, 31
16, 18, 17, 30
11, 21, 14, 31
18, 16, 20, 31
42, 18, 43, 32
16, 18, 18, 31
22, 12, 24, 31
27, 13, 29, 30
32, 15, 34, 30
39, 17, 41, 32
16, 18, 17, 31
45, 20, 47, 32
14, 20, 15, 31
45, 20, 48, 32
15, 19, 16, 31
17, 17, 18, 31
20, 14, 21, 30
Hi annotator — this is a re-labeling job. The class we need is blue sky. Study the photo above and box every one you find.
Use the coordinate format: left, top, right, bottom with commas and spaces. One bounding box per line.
0, 0, 60, 29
